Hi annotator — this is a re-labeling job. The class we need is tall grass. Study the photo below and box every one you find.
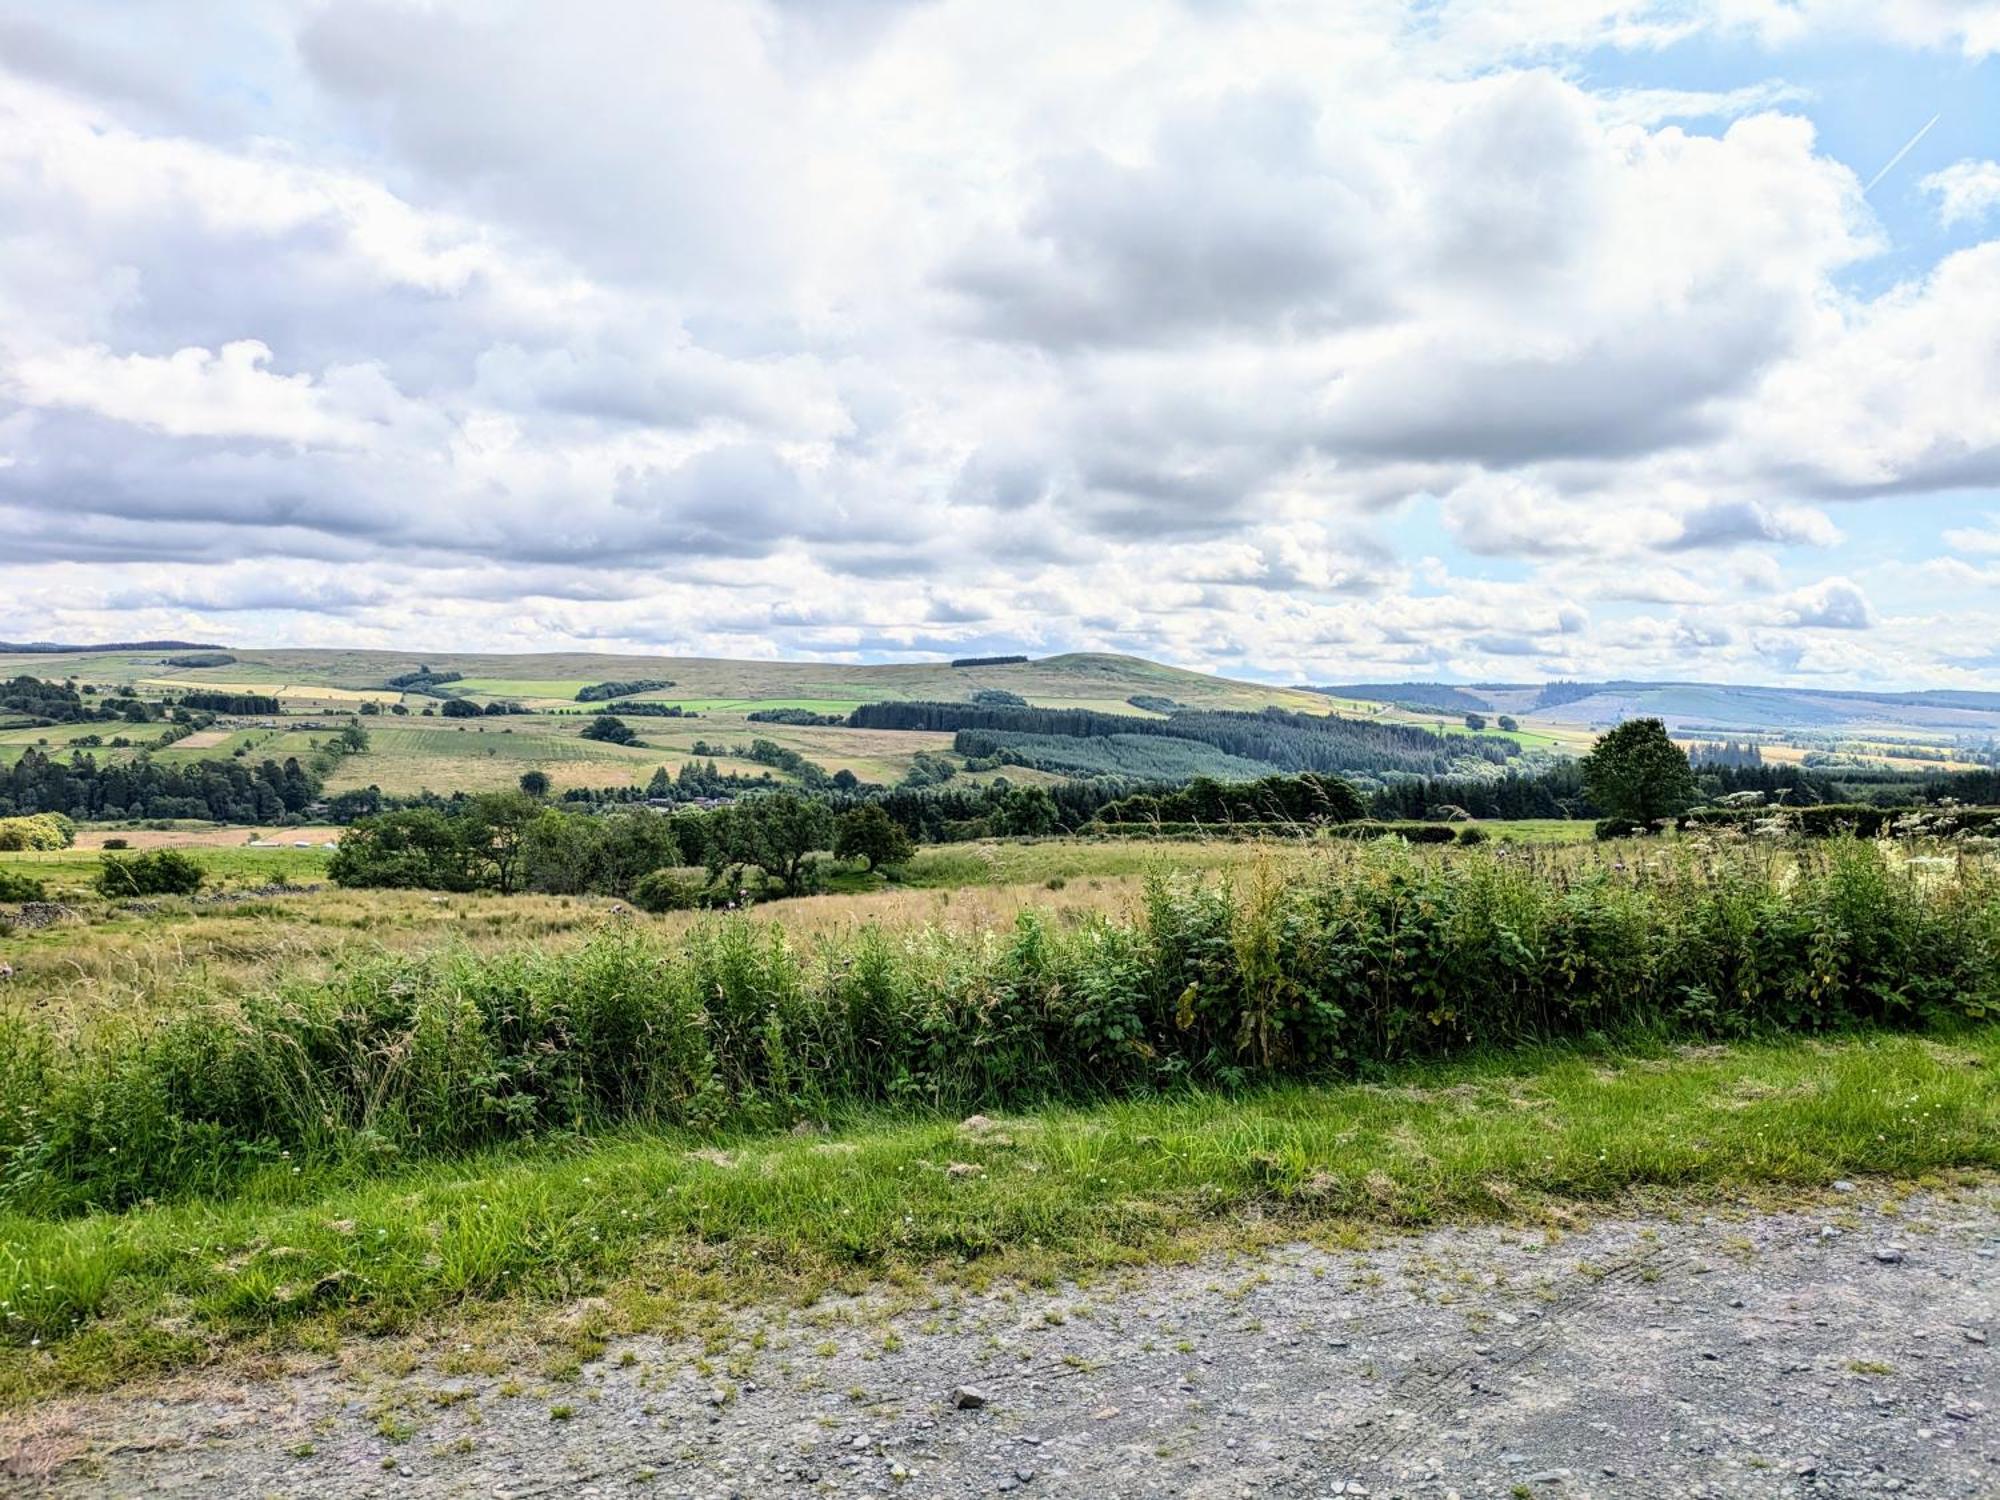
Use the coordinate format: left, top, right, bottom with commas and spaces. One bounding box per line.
2, 839, 1995, 1218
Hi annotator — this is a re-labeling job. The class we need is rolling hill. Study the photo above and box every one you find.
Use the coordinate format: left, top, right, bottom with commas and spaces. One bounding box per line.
10, 645, 1997, 799
1310, 680, 2000, 735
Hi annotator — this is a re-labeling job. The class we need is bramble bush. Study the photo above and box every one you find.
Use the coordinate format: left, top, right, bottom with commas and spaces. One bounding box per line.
2, 838, 1995, 1215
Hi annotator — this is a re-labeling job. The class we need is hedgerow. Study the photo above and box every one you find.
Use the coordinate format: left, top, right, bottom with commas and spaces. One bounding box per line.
2, 839, 1994, 1217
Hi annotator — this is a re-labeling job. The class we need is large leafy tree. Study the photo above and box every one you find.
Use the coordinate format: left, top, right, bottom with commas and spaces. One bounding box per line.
1581, 718, 1699, 824
458, 790, 543, 894
328, 809, 478, 891
704, 792, 834, 894
834, 803, 914, 871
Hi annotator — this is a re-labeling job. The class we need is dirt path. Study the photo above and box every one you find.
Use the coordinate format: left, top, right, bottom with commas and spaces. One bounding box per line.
10, 1186, 1996, 1498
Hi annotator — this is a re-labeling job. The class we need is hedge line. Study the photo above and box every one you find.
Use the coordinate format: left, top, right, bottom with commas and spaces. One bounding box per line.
4, 840, 1995, 1219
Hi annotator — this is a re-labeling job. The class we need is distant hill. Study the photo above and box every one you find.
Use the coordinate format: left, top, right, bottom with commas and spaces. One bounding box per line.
1309, 680, 2000, 732
0, 646, 1331, 717
0, 640, 227, 654
1301, 682, 1492, 714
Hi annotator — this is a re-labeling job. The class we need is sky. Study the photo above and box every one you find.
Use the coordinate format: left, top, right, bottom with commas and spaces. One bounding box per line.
1, 1, 1998, 688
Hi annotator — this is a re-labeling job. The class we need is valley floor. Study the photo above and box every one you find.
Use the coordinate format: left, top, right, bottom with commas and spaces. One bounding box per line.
10, 1183, 1995, 1498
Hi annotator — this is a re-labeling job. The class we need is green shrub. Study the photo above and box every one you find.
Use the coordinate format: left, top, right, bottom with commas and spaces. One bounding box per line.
101, 837, 130, 850
93, 848, 205, 898
630, 867, 706, 913
0, 868, 46, 902
1328, 820, 1456, 843
1455, 825, 1489, 845
0, 813, 75, 851
4, 839, 1995, 1218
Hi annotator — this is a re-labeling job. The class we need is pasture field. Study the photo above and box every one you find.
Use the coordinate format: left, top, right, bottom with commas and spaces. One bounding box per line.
36, 713, 968, 794
316, 721, 666, 795
74, 823, 341, 849
0, 720, 151, 763
0, 842, 333, 898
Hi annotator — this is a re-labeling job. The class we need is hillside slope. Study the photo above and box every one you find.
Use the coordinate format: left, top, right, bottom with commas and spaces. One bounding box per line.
1, 648, 1326, 716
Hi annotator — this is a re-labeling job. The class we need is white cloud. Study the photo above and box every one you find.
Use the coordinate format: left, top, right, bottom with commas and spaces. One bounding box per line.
1944, 517, 2000, 554
5, 340, 413, 446
0, 0, 1995, 686
1774, 577, 1877, 630
1922, 159, 2000, 226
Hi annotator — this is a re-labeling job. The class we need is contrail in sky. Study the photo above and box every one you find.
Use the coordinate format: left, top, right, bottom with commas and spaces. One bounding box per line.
1864, 111, 1941, 193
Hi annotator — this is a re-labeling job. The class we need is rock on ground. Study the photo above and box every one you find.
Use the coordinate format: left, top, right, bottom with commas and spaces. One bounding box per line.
7, 1187, 1997, 1498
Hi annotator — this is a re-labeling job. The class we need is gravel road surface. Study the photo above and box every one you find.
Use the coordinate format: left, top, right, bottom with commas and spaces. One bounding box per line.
8, 1185, 1995, 1498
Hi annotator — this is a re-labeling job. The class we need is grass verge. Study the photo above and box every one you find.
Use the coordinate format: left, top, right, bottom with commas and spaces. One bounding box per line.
2, 1025, 1994, 1404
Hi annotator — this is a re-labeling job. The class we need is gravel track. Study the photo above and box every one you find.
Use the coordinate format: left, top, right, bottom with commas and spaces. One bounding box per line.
8, 1185, 1996, 1499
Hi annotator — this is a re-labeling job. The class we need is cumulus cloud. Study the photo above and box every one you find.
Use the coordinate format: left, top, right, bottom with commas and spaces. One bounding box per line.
0, 0, 1994, 686
1923, 159, 2000, 226
5, 341, 414, 446
1776, 578, 1877, 630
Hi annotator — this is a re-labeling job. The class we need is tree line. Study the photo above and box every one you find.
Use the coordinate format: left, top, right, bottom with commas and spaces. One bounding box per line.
330, 789, 882, 906
0, 748, 322, 823
175, 690, 282, 715
576, 678, 674, 702
2, 676, 158, 725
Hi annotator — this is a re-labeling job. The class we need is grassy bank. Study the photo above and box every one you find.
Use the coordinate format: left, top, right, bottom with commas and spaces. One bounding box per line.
1, 1027, 1994, 1401
4, 839, 1996, 1219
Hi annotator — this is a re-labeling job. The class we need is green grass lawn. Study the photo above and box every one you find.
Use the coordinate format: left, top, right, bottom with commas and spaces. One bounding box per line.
2, 1027, 1992, 1402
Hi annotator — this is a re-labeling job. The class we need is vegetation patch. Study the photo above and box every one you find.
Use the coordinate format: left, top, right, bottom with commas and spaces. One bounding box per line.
7, 838, 1995, 1222
0, 1029, 1992, 1401
576, 680, 674, 703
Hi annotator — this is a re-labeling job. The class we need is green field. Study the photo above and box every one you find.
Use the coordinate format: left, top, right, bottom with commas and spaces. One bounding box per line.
0, 843, 333, 896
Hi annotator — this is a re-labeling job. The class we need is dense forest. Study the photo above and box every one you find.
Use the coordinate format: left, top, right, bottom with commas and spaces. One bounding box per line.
383, 668, 462, 691
852, 701, 1515, 778
953, 728, 1276, 781
0, 748, 322, 822
174, 690, 282, 715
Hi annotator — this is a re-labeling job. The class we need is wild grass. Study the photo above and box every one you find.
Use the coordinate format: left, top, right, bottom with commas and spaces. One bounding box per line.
3, 838, 1993, 1220
0, 839, 1265, 1023
0, 1028, 1992, 1400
